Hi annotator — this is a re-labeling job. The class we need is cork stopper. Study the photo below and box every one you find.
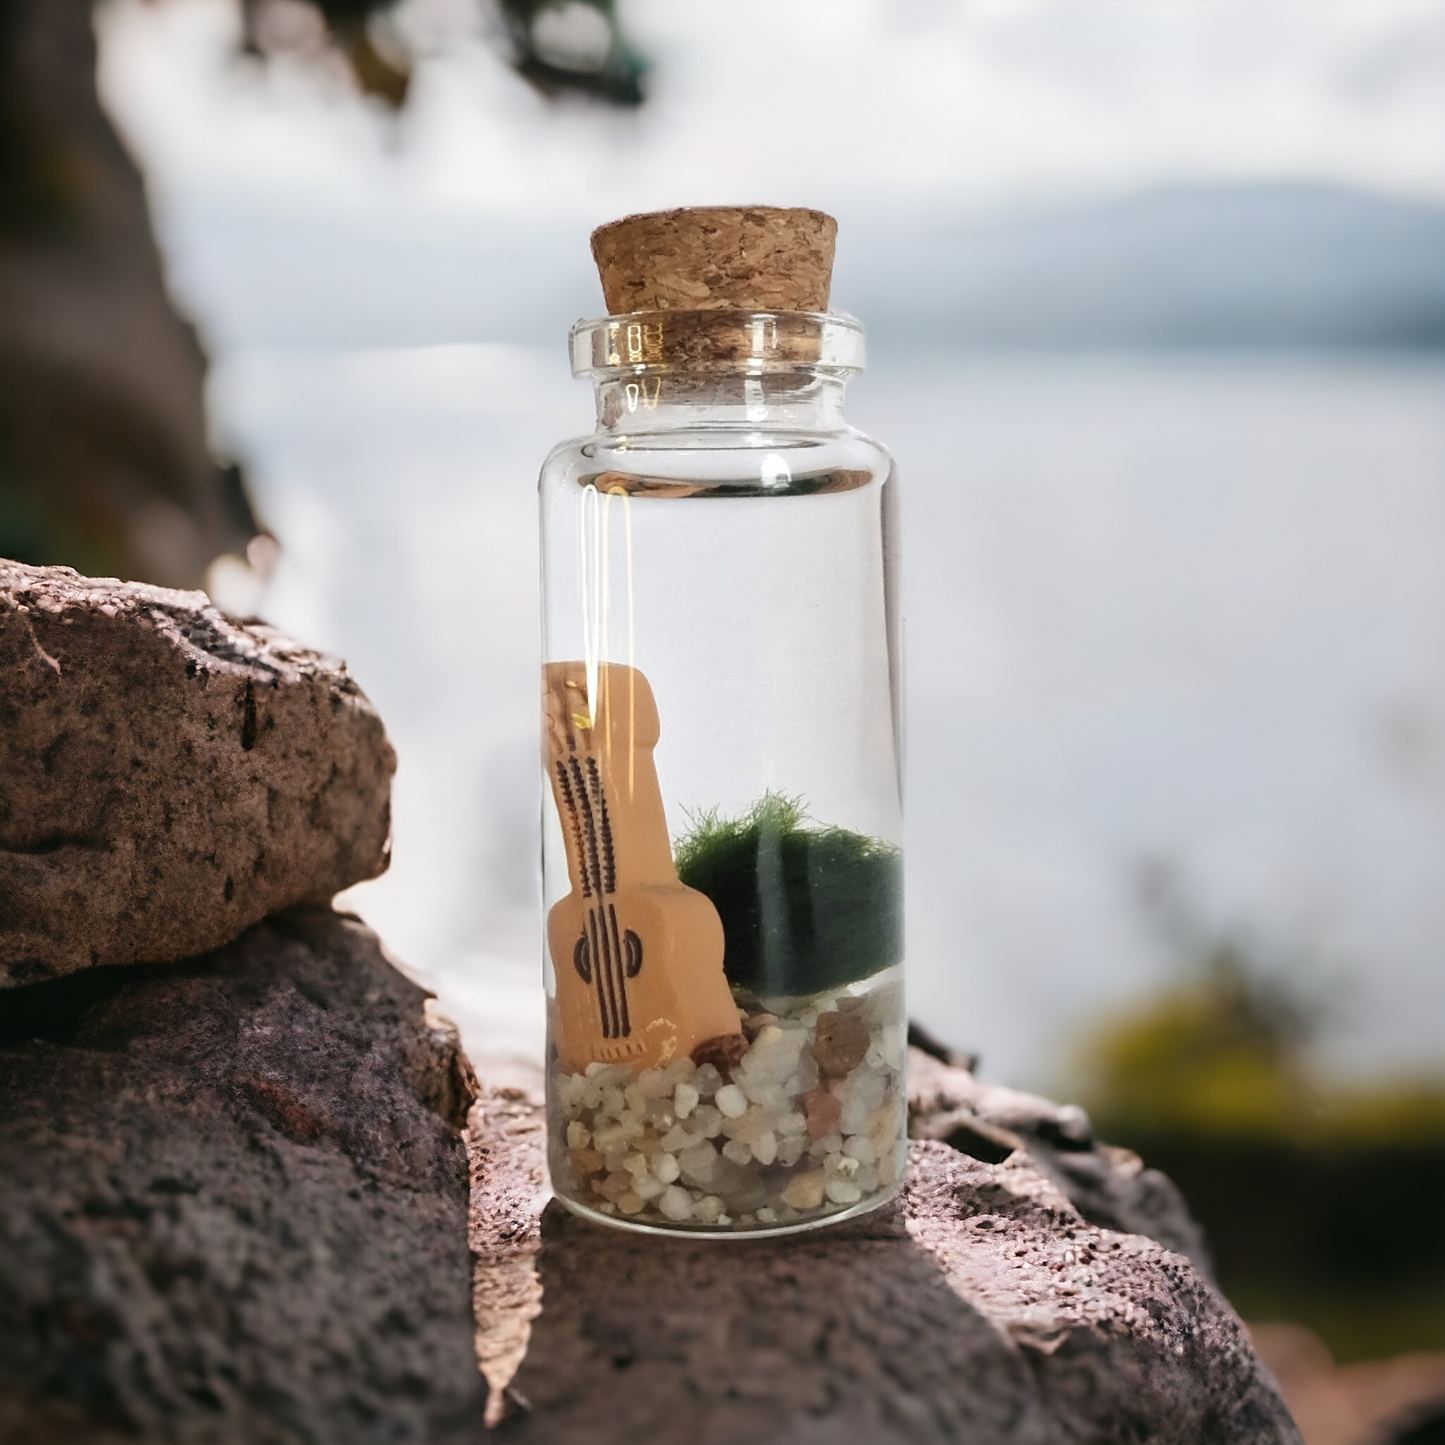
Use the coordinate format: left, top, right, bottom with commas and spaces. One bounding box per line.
591, 206, 837, 315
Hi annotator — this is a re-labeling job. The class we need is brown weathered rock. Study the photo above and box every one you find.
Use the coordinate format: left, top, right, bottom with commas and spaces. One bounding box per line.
0, 905, 485, 1444
467, 1077, 1301, 1444
0, 562, 395, 985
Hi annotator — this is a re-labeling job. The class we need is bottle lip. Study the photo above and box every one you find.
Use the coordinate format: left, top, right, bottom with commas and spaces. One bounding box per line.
570, 309, 865, 378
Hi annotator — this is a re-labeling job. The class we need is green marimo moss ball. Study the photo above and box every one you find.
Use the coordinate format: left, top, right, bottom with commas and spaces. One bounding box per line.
673, 793, 903, 998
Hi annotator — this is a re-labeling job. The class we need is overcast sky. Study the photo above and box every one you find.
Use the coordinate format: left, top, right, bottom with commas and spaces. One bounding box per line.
100, 0, 1445, 233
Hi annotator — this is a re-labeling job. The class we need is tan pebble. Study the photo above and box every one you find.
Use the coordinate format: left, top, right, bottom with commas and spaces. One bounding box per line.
804, 1087, 843, 1140
618, 1190, 646, 1214
867, 1104, 902, 1154
598, 1171, 633, 1203
565, 1121, 590, 1150
743, 1012, 779, 1041
570, 1146, 604, 1176
724, 1107, 767, 1144
812, 1012, 870, 1078
782, 1170, 827, 1210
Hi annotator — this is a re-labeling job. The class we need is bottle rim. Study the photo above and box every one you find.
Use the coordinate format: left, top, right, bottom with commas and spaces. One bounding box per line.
570, 309, 865, 378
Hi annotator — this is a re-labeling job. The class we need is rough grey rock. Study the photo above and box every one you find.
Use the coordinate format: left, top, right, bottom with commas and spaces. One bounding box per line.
0, 562, 395, 985
0, 905, 486, 1444
907, 1045, 1213, 1271
467, 1079, 1301, 1445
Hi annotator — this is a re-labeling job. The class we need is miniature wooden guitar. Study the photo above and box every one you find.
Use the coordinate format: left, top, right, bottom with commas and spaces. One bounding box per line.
544, 661, 743, 1075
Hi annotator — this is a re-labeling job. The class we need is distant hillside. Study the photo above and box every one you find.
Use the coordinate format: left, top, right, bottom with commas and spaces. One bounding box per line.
837, 185, 1445, 350
169, 183, 1445, 351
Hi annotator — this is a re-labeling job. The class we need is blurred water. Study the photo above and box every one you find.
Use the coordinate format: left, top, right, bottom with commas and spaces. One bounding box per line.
212, 344, 1445, 1088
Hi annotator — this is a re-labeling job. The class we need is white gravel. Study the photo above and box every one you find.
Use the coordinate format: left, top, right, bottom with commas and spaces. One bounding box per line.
549, 973, 906, 1233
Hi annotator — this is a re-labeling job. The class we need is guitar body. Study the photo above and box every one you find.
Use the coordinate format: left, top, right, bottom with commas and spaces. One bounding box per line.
548, 884, 733, 1072
544, 661, 743, 1076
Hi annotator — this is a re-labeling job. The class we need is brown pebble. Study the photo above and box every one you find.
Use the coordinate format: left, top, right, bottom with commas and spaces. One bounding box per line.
691, 1032, 748, 1080
742, 1012, 778, 1042
804, 1087, 843, 1141
812, 1011, 869, 1078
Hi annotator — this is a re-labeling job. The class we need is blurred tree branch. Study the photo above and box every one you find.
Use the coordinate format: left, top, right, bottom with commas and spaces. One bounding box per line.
0, 0, 645, 589
0, 0, 257, 588
239, 0, 646, 109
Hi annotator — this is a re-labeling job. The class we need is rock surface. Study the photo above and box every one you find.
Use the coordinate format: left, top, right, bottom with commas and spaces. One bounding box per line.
0, 562, 395, 985
0, 905, 485, 1444
907, 1044, 1213, 1271
468, 1069, 1302, 1445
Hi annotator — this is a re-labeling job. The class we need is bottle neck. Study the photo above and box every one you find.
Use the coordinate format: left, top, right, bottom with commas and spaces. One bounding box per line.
592, 370, 851, 435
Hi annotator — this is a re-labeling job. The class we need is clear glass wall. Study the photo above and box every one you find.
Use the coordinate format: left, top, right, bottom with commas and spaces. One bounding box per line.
539, 310, 904, 1235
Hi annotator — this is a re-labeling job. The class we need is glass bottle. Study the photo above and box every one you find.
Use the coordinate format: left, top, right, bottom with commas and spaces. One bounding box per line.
538, 208, 904, 1236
